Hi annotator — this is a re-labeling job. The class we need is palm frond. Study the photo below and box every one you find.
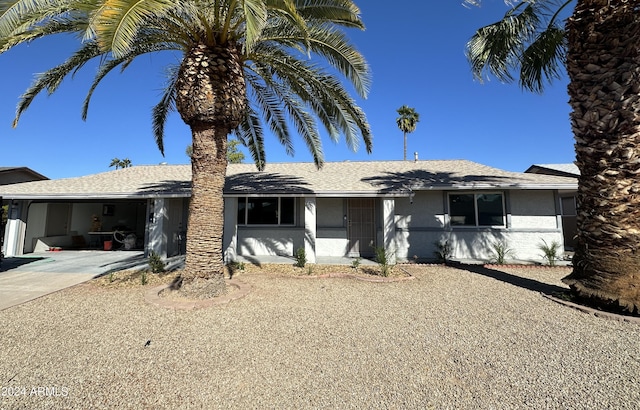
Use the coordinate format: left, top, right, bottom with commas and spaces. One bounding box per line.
81, 40, 175, 119
13, 41, 102, 127
245, 69, 293, 156
261, 20, 370, 97
93, 0, 173, 57
520, 24, 566, 93
234, 106, 266, 170
1, 18, 80, 52
295, 0, 364, 29
151, 64, 179, 156
251, 45, 370, 154
466, 0, 573, 92
236, 0, 267, 51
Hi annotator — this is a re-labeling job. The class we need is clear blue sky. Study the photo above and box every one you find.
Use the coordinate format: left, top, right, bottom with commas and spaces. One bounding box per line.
0, 2, 575, 180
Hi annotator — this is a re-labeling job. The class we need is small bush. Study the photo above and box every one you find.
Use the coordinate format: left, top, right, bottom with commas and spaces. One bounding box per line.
374, 246, 394, 277
295, 247, 307, 268
434, 240, 452, 263
226, 261, 245, 279
307, 265, 314, 275
489, 240, 514, 265
148, 251, 166, 273
538, 239, 561, 266
351, 257, 362, 271
140, 271, 148, 285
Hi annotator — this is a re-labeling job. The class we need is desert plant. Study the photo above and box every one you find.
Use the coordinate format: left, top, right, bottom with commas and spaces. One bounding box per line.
489, 240, 515, 265
140, 271, 148, 285
538, 239, 561, 266
351, 257, 362, 271
307, 265, 314, 275
226, 261, 245, 279
148, 251, 166, 273
295, 247, 307, 268
108, 272, 115, 283
374, 246, 394, 277
434, 240, 452, 264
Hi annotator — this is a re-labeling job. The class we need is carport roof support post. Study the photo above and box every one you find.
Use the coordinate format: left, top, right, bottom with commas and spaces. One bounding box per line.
147, 199, 167, 259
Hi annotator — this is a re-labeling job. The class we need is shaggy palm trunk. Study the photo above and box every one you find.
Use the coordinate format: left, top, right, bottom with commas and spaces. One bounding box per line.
563, 0, 640, 314
175, 41, 246, 298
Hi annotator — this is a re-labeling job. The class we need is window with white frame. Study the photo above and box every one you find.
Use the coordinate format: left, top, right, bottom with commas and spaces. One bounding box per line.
449, 193, 505, 227
237, 197, 295, 225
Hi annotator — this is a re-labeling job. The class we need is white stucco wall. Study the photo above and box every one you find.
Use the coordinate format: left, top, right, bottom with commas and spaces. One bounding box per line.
23, 202, 47, 253
509, 190, 559, 229
392, 189, 564, 263
236, 227, 303, 257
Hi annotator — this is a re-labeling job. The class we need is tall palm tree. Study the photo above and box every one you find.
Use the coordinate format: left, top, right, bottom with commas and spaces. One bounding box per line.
396, 105, 420, 161
0, 0, 372, 298
466, 0, 640, 314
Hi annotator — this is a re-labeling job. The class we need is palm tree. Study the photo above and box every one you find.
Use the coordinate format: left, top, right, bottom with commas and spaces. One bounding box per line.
465, 0, 640, 314
396, 105, 420, 161
1, 0, 372, 298
109, 158, 132, 169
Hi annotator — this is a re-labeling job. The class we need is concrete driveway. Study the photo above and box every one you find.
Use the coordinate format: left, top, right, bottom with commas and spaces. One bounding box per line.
0, 250, 147, 310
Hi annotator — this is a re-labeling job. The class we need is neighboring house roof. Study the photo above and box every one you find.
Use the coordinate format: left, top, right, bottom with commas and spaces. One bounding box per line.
0, 167, 48, 185
0, 160, 578, 200
525, 163, 579, 178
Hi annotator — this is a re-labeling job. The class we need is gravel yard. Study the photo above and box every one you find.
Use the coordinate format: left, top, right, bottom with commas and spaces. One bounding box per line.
1, 264, 639, 409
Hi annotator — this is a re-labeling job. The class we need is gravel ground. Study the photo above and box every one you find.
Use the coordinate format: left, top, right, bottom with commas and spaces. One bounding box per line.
1, 264, 639, 409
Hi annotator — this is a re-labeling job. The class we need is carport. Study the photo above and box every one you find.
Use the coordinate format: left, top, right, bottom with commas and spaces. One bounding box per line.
0, 250, 148, 310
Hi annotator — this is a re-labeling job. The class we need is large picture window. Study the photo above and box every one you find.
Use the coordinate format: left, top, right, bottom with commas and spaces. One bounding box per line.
237, 197, 295, 225
449, 193, 505, 227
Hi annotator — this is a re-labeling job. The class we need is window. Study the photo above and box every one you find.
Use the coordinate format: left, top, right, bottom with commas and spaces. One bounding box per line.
237, 197, 295, 225
449, 193, 505, 227
561, 196, 576, 216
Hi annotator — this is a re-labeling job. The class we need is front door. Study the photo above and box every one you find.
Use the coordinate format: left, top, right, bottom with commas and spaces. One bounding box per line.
347, 198, 376, 257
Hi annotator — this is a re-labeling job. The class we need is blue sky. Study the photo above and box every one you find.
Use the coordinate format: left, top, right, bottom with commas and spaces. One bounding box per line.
0, 1, 575, 180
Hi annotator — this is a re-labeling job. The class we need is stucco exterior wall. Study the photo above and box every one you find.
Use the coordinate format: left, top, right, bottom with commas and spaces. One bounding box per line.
509, 190, 559, 229
392, 189, 564, 263
236, 227, 304, 257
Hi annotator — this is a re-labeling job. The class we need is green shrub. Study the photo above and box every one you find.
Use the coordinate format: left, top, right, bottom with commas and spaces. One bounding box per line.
140, 271, 148, 285
489, 240, 514, 265
148, 251, 166, 273
351, 257, 362, 271
538, 239, 561, 266
374, 246, 393, 277
295, 247, 307, 268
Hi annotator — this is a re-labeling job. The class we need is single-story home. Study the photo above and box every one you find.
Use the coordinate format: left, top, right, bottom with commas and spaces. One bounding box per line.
0, 160, 577, 264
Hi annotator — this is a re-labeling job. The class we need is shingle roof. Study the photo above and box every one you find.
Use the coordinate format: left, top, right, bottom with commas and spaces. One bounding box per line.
0, 160, 577, 200
525, 163, 580, 177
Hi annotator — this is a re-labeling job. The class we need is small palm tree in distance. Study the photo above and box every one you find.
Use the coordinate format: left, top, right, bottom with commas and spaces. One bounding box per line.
396, 105, 420, 161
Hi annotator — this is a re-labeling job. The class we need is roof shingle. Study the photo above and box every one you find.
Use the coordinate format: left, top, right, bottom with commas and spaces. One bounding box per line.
0, 160, 577, 200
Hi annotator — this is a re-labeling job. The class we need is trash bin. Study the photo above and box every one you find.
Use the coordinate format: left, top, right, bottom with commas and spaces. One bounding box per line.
103, 240, 113, 251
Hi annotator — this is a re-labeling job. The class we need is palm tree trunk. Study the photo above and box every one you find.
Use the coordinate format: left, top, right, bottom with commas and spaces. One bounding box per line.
403, 131, 407, 161
562, 0, 640, 314
173, 41, 246, 298
180, 121, 228, 297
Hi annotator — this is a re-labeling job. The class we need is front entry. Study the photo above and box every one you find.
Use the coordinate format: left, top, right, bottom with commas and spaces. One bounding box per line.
347, 198, 376, 257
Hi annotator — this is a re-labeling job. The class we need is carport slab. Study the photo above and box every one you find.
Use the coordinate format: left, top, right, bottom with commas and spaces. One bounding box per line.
0, 251, 146, 310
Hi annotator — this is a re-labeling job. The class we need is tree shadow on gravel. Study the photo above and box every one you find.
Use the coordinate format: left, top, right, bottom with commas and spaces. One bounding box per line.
448, 261, 567, 295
